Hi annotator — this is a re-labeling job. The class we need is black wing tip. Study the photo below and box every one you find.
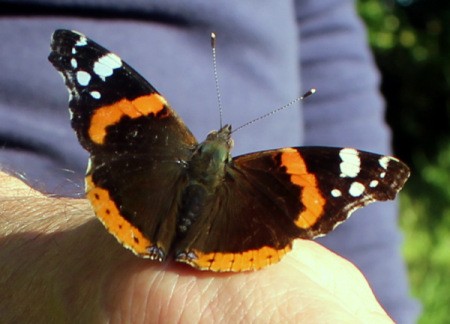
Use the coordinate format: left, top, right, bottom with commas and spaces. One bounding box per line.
50, 29, 75, 48
51, 29, 84, 41
386, 158, 411, 199
387, 156, 410, 184
48, 29, 85, 67
49, 29, 86, 51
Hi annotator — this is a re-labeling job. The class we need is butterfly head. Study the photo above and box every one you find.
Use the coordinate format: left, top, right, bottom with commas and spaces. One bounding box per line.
200, 124, 233, 163
187, 124, 233, 187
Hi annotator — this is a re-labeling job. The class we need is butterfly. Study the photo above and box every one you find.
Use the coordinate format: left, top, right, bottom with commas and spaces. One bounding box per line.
49, 30, 410, 272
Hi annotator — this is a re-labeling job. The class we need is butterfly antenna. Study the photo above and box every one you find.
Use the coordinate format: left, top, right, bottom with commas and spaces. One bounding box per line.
232, 88, 316, 133
211, 32, 224, 128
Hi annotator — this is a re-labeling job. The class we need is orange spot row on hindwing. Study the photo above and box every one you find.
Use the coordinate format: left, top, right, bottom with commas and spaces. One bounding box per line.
181, 245, 291, 272
85, 175, 153, 256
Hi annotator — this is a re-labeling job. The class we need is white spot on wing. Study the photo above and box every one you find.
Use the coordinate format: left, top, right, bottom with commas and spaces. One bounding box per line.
76, 71, 91, 86
331, 189, 342, 197
379, 156, 390, 169
339, 148, 361, 178
90, 91, 101, 99
349, 182, 365, 197
93, 53, 122, 81
71, 58, 78, 69
369, 180, 379, 188
75, 36, 88, 47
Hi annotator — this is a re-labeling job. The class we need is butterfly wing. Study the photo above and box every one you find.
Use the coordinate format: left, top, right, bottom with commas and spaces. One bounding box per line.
175, 147, 410, 271
49, 30, 197, 260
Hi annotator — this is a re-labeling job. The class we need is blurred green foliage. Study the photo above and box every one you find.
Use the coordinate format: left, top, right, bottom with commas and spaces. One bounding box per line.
400, 148, 450, 323
357, 1, 450, 323
357, 0, 450, 165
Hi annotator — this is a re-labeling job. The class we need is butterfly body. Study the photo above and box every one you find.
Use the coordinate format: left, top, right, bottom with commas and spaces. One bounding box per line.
49, 30, 410, 272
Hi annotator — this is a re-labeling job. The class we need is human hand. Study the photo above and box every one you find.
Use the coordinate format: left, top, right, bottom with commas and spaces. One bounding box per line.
0, 171, 392, 323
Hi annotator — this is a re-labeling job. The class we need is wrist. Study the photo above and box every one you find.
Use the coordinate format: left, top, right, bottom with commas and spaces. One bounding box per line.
0, 171, 118, 322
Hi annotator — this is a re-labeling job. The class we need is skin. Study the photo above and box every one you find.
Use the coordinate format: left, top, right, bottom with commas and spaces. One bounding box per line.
0, 171, 393, 323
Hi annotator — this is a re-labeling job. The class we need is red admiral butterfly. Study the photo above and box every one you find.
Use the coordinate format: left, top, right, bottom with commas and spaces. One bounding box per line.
49, 30, 410, 272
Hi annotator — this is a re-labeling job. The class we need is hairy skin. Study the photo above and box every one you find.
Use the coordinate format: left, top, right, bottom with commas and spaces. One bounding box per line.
0, 171, 393, 323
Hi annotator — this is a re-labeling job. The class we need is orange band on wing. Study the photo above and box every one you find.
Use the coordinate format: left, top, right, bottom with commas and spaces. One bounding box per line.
88, 93, 169, 144
280, 148, 326, 229
85, 175, 152, 256
177, 245, 291, 272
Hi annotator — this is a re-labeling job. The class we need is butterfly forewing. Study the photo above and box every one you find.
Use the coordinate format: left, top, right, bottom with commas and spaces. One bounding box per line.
49, 29, 197, 259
